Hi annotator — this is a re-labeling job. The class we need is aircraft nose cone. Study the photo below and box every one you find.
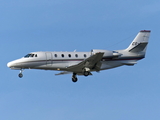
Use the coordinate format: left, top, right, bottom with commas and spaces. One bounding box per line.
7, 59, 22, 70
7, 61, 13, 68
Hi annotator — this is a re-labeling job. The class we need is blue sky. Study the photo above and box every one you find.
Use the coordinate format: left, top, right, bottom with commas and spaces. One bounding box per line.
1, 0, 160, 120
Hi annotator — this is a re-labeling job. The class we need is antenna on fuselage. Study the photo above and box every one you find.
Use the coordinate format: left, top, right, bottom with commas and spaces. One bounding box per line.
74, 49, 76, 52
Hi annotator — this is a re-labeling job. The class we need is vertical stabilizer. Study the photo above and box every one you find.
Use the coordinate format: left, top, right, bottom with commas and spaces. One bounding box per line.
126, 30, 151, 53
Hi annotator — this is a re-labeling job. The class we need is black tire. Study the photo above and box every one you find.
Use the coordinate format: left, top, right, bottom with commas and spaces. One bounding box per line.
84, 71, 89, 76
72, 77, 78, 82
18, 73, 23, 78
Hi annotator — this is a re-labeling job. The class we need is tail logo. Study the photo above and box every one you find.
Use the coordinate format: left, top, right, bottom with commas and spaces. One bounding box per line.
132, 42, 139, 46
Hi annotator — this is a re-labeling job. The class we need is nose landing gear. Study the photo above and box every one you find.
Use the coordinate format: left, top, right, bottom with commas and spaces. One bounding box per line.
18, 69, 24, 78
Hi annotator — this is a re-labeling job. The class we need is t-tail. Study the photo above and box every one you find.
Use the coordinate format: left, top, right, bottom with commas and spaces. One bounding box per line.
126, 30, 151, 56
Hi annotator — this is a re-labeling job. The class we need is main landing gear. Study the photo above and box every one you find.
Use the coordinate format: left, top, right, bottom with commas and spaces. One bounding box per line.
72, 70, 91, 82
83, 71, 90, 76
18, 69, 23, 78
83, 67, 90, 77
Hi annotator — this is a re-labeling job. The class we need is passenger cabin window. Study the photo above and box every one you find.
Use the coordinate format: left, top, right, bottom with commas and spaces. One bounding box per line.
61, 54, 64, 57
55, 54, 57, 57
35, 54, 37, 57
75, 54, 78, 57
84, 54, 87, 57
68, 54, 71, 57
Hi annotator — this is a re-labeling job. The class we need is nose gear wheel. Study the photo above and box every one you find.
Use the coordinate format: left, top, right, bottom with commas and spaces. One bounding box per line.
18, 73, 23, 78
18, 69, 24, 78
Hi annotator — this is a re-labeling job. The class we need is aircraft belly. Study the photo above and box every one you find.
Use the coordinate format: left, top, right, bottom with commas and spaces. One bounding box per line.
100, 59, 137, 70
100, 61, 123, 70
34, 61, 81, 70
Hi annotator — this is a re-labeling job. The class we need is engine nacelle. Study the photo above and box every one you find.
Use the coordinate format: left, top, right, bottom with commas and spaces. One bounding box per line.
91, 49, 113, 58
91, 49, 121, 58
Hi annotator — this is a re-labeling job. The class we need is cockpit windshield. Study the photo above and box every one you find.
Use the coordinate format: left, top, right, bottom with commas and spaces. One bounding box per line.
24, 54, 37, 58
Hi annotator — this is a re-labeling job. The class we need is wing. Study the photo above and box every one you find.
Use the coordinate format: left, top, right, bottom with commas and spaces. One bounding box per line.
55, 71, 72, 75
67, 52, 104, 73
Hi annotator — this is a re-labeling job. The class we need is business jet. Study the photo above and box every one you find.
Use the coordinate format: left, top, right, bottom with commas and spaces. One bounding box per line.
7, 30, 151, 82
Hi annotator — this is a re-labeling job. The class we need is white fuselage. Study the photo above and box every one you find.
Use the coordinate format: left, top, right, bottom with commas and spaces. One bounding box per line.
7, 50, 144, 73
7, 30, 150, 82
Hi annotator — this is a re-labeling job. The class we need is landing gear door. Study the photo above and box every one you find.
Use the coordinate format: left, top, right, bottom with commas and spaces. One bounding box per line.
46, 52, 52, 66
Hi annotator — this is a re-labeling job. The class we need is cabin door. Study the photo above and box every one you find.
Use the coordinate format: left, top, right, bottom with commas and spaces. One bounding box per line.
46, 52, 52, 65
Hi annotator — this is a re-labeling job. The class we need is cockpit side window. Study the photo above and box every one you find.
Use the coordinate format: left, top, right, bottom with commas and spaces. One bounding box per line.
24, 54, 31, 58
24, 54, 37, 58
31, 54, 34, 57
